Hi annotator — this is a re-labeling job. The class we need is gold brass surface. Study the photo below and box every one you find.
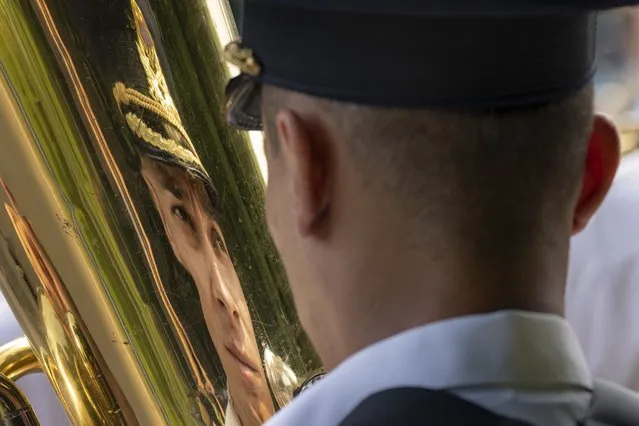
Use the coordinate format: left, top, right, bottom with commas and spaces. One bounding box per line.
0, 338, 38, 383
0, 338, 44, 425
0, 374, 39, 426
0, 0, 320, 425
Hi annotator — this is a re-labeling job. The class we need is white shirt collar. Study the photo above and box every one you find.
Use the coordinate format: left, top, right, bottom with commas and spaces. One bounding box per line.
265, 310, 592, 426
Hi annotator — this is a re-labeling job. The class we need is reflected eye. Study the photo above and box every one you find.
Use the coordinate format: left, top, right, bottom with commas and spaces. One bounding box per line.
169, 205, 199, 247
171, 206, 191, 226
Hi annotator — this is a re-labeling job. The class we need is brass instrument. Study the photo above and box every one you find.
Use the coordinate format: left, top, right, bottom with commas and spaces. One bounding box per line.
0, 0, 321, 424
0, 338, 39, 426
618, 115, 639, 155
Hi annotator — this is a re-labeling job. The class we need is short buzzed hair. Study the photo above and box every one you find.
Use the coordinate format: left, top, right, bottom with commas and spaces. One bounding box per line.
262, 84, 594, 244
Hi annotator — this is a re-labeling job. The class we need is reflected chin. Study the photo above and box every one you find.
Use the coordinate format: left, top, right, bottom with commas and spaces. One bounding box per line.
225, 348, 266, 393
227, 365, 273, 424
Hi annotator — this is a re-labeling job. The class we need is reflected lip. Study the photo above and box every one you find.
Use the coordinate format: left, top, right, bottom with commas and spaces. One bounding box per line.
226, 345, 259, 374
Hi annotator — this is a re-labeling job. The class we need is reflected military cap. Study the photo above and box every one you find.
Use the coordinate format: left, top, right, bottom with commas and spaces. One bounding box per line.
224, 0, 639, 131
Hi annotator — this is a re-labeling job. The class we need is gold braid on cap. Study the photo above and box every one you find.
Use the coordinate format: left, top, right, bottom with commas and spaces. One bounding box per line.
223, 41, 262, 77
113, 0, 206, 174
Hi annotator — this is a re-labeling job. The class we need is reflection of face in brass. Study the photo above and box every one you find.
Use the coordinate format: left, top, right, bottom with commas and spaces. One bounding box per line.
140, 156, 274, 425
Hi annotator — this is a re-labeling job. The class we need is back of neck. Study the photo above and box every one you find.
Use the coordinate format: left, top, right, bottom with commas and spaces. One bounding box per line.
320, 239, 568, 370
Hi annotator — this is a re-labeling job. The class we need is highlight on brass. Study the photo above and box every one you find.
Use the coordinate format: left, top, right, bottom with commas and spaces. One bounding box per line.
0, 0, 320, 424
0, 337, 40, 426
1, 182, 125, 425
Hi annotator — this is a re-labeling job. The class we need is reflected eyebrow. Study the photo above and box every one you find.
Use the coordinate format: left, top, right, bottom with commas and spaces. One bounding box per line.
164, 171, 221, 221
153, 161, 221, 218
166, 183, 183, 200
157, 172, 184, 200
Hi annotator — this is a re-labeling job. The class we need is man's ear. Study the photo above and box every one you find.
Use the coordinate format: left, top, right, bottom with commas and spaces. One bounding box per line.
572, 114, 621, 235
275, 109, 330, 236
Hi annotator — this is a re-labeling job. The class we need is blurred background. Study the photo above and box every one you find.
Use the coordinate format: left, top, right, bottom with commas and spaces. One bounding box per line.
596, 6, 639, 154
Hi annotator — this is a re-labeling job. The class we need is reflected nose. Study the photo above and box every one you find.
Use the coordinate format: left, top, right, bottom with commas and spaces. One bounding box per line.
207, 243, 245, 340
216, 296, 240, 323
216, 294, 246, 348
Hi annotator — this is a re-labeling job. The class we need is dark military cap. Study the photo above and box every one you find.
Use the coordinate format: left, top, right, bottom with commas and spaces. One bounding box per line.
224, 0, 639, 131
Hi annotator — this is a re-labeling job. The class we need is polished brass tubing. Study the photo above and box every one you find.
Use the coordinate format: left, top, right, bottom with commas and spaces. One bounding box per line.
0, 0, 320, 425
0, 338, 39, 383
0, 374, 40, 426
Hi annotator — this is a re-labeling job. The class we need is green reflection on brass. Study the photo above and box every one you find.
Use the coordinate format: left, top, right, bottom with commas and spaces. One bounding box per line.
0, 0, 201, 424
0, 0, 320, 424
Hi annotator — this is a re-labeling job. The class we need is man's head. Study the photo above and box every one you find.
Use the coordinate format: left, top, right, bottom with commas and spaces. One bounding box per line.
226, 0, 634, 368
260, 83, 620, 366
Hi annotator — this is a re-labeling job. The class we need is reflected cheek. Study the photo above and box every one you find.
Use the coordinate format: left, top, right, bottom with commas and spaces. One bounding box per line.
166, 226, 196, 260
